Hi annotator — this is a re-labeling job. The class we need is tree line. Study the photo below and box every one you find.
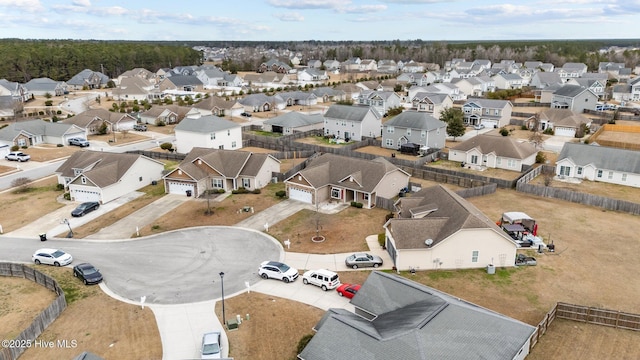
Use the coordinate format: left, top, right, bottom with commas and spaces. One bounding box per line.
0, 39, 202, 83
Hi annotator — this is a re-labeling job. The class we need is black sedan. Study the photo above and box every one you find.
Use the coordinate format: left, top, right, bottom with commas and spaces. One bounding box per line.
73, 263, 103, 285
71, 201, 100, 217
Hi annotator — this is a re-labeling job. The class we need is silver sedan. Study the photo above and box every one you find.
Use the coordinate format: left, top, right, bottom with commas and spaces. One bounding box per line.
345, 253, 383, 269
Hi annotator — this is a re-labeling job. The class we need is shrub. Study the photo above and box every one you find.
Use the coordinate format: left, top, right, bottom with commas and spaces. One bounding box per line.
252, 189, 261, 194
57, 143, 63, 147
385, 212, 394, 222
232, 187, 250, 194
350, 201, 363, 208
11, 177, 31, 193
521, 125, 528, 130
63, 192, 71, 200
21, 145, 27, 149
296, 334, 314, 354
10, 145, 19, 151
275, 190, 287, 198
535, 152, 547, 164
543, 127, 554, 135
160, 142, 173, 151
378, 233, 386, 248
44, 100, 53, 106
499, 127, 509, 136
156, 119, 166, 127
56, 183, 65, 191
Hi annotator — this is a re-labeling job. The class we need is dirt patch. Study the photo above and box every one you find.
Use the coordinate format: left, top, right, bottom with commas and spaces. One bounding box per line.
268, 207, 389, 254
21, 144, 80, 162
0, 277, 55, 339
528, 173, 640, 203
88, 131, 149, 145
0, 177, 66, 233
355, 145, 422, 161
427, 159, 524, 181
16, 266, 161, 360
0, 164, 17, 175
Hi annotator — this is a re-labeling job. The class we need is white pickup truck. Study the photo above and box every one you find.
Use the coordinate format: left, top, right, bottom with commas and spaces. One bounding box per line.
5, 151, 31, 162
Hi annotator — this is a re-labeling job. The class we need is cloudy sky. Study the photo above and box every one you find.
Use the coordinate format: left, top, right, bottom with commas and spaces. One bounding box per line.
1, 0, 638, 41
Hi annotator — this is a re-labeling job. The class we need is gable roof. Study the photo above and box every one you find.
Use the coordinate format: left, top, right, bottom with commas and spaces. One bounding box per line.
164, 75, 203, 87
67, 69, 109, 86
538, 109, 591, 128
174, 115, 239, 133
289, 153, 404, 193
55, 151, 160, 188
0, 119, 79, 141
389, 184, 513, 248
384, 111, 446, 131
263, 111, 323, 127
62, 109, 135, 128
192, 96, 240, 111
558, 143, 640, 174
324, 104, 379, 122
452, 133, 537, 159
553, 84, 594, 97
300, 271, 535, 360
463, 99, 512, 109
24, 78, 66, 92
167, 147, 277, 181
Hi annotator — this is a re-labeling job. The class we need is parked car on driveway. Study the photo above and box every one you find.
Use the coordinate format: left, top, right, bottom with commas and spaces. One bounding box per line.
345, 253, 383, 269
201, 331, 222, 359
32, 248, 73, 266
240, 112, 252, 117
336, 283, 361, 299
473, 123, 485, 130
258, 261, 298, 283
133, 124, 148, 131
5, 151, 30, 162
68, 137, 90, 147
71, 201, 100, 217
73, 263, 103, 285
302, 269, 340, 291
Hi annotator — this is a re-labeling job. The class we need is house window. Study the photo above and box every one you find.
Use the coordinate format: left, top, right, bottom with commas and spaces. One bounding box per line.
597, 169, 603, 178
331, 187, 341, 199
210, 133, 216, 140
608, 171, 613, 180
471, 155, 478, 164
385, 139, 393, 147
17, 138, 27, 147
242, 178, 250, 188
387, 126, 394, 133
471, 250, 479, 263
577, 167, 583, 175
363, 193, 369, 201
496, 158, 501, 165
212, 179, 223, 188
227, 130, 230, 136
231, 141, 237, 148
622, 173, 627, 181
421, 131, 426, 138
406, 128, 411, 136
81, 177, 86, 184
559, 166, 570, 176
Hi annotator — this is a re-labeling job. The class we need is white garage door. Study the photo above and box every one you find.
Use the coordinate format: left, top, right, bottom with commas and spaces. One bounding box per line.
72, 189, 101, 202
289, 188, 312, 203
168, 181, 195, 196
483, 119, 498, 128
554, 127, 574, 137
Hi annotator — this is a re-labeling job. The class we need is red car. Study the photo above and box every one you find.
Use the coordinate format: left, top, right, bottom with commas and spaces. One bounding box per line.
336, 283, 361, 299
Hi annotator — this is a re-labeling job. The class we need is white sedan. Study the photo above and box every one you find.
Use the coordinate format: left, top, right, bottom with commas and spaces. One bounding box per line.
32, 248, 73, 266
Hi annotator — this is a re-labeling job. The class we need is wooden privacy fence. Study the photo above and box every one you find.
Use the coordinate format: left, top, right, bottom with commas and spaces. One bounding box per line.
0, 263, 67, 360
529, 302, 640, 352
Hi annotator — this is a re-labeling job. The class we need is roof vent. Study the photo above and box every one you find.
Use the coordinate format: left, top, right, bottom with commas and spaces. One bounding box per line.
425, 239, 433, 247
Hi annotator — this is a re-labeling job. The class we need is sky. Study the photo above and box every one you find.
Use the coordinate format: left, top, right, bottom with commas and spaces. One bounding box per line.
1, 0, 639, 42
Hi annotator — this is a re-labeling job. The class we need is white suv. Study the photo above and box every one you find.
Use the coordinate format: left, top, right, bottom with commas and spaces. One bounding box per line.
258, 261, 299, 283
302, 269, 340, 291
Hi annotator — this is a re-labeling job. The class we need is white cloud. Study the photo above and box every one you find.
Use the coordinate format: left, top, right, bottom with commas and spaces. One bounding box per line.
0, 0, 44, 12
268, 0, 346, 9
340, 4, 387, 13
274, 12, 305, 21
72, 0, 91, 6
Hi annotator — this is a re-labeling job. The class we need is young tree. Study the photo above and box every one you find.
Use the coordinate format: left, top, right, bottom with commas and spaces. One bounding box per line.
440, 107, 465, 141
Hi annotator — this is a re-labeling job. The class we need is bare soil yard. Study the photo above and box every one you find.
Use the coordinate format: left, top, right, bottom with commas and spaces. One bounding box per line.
0, 277, 55, 339
0, 177, 66, 233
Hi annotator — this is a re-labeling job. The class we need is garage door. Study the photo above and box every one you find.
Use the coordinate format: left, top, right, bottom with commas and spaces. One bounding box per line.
289, 188, 312, 203
168, 181, 195, 196
483, 119, 498, 128
554, 127, 574, 137
72, 189, 101, 202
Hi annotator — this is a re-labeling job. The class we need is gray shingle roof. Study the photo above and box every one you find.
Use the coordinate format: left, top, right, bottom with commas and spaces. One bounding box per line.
67, 69, 109, 86
464, 99, 512, 109
324, 104, 375, 122
0, 119, 77, 141
300, 271, 536, 360
558, 143, 640, 174
451, 133, 537, 160
174, 115, 239, 133
167, 147, 276, 180
24, 78, 65, 92
263, 111, 323, 127
553, 84, 589, 97
384, 111, 446, 131
166, 75, 203, 86
55, 151, 156, 188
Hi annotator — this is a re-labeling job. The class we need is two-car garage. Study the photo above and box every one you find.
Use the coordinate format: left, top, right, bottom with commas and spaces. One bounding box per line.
166, 181, 196, 196
288, 187, 312, 203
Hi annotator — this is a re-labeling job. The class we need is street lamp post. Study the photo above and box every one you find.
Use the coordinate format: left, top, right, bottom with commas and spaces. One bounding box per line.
62, 218, 73, 238
219, 272, 226, 326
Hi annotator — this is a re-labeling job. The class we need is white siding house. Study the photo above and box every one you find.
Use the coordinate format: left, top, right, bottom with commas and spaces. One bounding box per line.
174, 115, 243, 154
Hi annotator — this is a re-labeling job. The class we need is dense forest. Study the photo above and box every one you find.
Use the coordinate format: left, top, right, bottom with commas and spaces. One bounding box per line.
0, 39, 202, 83
1, 39, 640, 83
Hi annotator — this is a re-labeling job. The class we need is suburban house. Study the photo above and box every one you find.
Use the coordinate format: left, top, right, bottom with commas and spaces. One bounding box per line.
611, 77, 640, 102
116, 67, 156, 85
556, 62, 588, 80
377, 59, 398, 73
410, 92, 453, 118
298, 271, 535, 360
550, 84, 599, 113
0, 79, 30, 102
322, 59, 341, 71
262, 112, 324, 134
381, 111, 447, 151
258, 59, 292, 74
111, 76, 160, 102
529, 72, 563, 89
278, 91, 318, 107
284, 153, 410, 208
461, 99, 513, 128
297, 68, 329, 83
555, 143, 640, 188
62, 108, 138, 133
566, 78, 606, 99
139, 104, 200, 125
55, 151, 164, 203
158, 75, 204, 93
530, 108, 591, 137
311, 87, 346, 103
0, 119, 85, 148
449, 132, 538, 172
243, 72, 291, 89
306, 59, 322, 69
355, 90, 402, 116
449, 133, 538, 172
492, 73, 524, 89
238, 93, 286, 113
162, 147, 280, 196
323, 104, 382, 141
333, 83, 362, 100
24, 78, 68, 96
384, 185, 520, 271
192, 96, 244, 118
174, 115, 242, 154
67, 69, 110, 90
